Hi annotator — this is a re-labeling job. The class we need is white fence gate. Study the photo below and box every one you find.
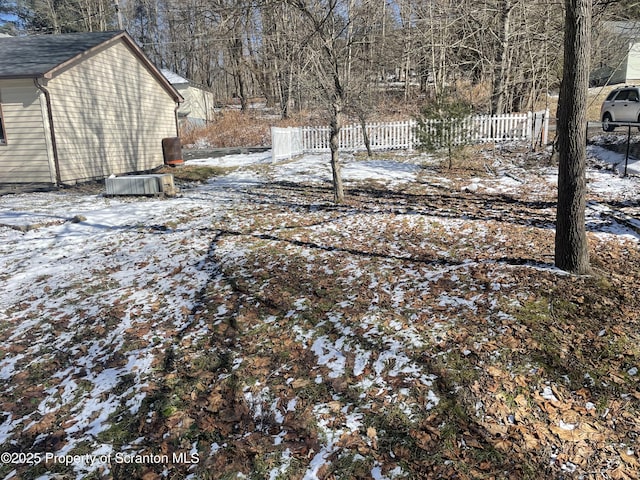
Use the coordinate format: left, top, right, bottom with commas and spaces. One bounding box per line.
271, 110, 550, 161
271, 126, 304, 161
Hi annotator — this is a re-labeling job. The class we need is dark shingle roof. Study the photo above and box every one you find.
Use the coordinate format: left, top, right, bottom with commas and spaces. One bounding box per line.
0, 31, 123, 78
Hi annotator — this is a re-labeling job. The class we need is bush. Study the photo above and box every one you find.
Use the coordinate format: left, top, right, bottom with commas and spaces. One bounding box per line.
414, 98, 474, 169
180, 110, 272, 148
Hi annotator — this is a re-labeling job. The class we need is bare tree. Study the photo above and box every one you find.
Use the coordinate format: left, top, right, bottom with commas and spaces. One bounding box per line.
10, 0, 570, 118
555, 0, 591, 274
490, 0, 515, 114
16, 0, 117, 33
282, 0, 396, 200
284, 0, 351, 203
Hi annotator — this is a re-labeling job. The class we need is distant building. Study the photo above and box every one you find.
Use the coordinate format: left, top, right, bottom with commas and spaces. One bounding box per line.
592, 21, 640, 87
161, 69, 216, 128
0, 31, 182, 185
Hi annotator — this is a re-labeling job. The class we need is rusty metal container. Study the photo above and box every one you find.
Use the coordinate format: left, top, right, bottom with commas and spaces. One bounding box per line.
162, 137, 184, 166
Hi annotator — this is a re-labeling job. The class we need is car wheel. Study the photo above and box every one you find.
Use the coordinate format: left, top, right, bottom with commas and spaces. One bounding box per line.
602, 113, 615, 132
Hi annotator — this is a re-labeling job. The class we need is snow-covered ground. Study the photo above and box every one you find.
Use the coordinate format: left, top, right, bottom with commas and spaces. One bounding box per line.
588, 144, 640, 176
0, 147, 638, 479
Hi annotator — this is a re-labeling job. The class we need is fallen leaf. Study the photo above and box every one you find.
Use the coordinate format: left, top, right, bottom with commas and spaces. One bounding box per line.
410, 429, 431, 451
327, 400, 342, 413
610, 465, 634, 480
482, 421, 509, 437
522, 432, 539, 450
367, 426, 378, 450
618, 448, 640, 467
549, 422, 605, 442
292, 378, 310, 389
207, 392, 224, 412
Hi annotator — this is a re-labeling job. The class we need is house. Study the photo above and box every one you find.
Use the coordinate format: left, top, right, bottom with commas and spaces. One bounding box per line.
592, 21, 640, 86
0, 31, 183, 186
161, 68, 216, 127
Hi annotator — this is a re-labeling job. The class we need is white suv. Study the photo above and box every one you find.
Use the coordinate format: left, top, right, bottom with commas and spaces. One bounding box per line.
600, 86, 640, 131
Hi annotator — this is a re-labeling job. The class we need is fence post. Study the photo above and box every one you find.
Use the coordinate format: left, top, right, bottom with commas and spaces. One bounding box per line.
625, 124, 631, 177
271, 126, 277, 162
543, 109, 550, 146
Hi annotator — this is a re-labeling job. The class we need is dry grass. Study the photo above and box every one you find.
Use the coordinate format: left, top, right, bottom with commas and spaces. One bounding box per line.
587, 85, 619, 121
180, 110, 273, 148
179, 109, 334, 148
177, 104, 423, 150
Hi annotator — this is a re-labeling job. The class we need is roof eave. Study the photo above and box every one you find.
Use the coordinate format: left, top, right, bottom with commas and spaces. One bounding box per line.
42, 31, 124, 80
41, 31, 183, 104
0, 73, 42, 80
118, 32, 184, 103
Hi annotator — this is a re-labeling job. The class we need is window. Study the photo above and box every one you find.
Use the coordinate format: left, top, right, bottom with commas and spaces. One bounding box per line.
615, 90, 629, 101
606, 91, 618, 101
0, 103, 5, 145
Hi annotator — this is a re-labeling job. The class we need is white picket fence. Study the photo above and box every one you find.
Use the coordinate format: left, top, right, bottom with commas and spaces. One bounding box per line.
271, 110, 550, 161
272, 126, 305, 161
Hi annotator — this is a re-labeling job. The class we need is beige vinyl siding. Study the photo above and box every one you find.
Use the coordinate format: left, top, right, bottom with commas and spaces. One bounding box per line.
625, 42, 640, 84
177, 84, 215, 124
0, 80, 54, 184
46, 40, 178, 183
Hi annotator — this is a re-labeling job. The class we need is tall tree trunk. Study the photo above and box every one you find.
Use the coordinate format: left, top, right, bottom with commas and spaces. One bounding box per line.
229, 30, 248, 112
329, 101, 345, 204
555, 0, 591, 274
358, 113, 372, 157
491, 0, 514, 115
